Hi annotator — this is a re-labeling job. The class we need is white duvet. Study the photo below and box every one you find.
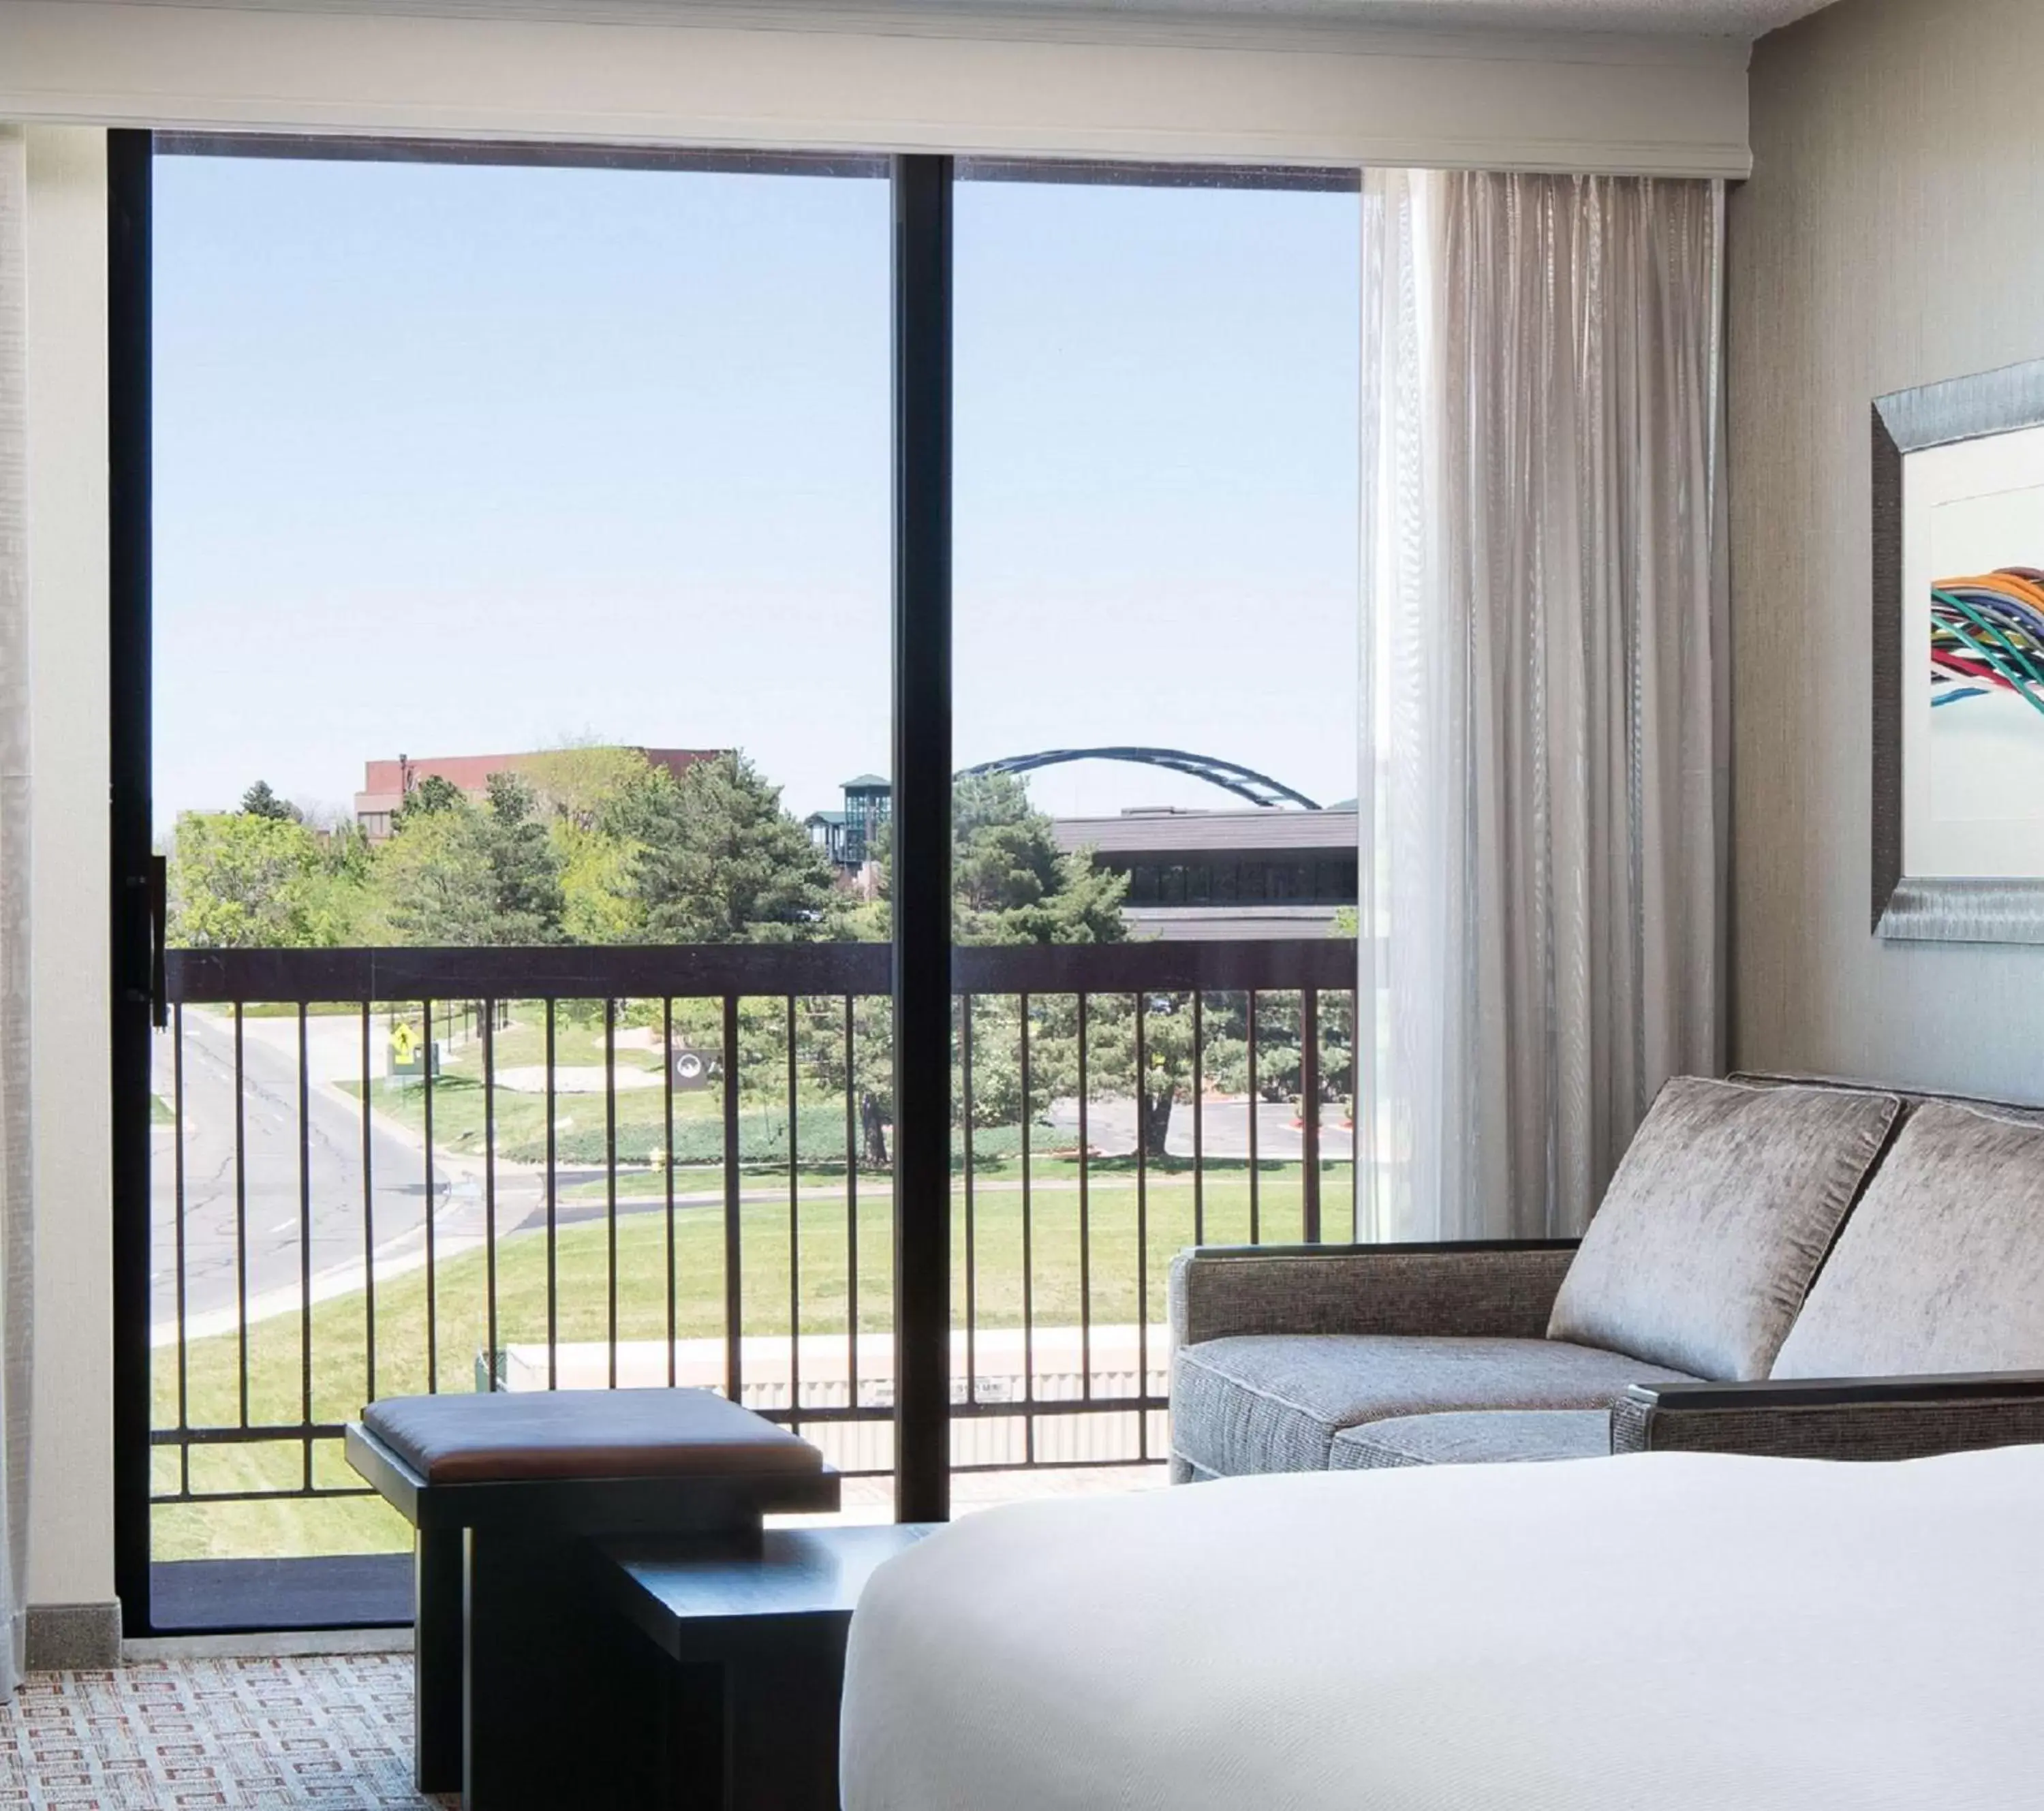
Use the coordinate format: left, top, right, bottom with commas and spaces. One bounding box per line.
841, 1446, 2044, 1810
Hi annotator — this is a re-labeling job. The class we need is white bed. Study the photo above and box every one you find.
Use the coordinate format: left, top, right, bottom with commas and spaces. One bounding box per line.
841, 1446, 2044, 1810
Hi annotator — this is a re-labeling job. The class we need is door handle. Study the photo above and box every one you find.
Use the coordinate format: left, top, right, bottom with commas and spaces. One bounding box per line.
127, 855, 168, 1029
148, 853, 168, 1030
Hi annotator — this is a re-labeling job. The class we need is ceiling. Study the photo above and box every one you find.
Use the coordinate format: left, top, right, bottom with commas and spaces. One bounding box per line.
804, 0, 1836, 33
116, 0, 1840, 42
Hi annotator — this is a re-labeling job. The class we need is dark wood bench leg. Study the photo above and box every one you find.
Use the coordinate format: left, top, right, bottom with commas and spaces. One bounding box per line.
656, 1662, 727, 1810
668, 1626, 848, 1811
416, 1526, 465, 1794
724, 1627, 850, 1811
464, 1529, 658, 1811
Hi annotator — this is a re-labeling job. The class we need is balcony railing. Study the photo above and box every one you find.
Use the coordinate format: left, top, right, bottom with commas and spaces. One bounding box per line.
148, 938, 1358, 1566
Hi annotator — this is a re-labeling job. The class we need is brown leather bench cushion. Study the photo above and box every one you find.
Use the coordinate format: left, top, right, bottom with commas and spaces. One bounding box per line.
362, 1387, 823, 1485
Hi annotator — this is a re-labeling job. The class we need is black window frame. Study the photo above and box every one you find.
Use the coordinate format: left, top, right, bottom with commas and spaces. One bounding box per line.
108, 131, 1357, 1635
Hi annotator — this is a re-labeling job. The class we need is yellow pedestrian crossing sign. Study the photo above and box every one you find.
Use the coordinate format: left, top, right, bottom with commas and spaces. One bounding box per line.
390, 1022, 435, 1078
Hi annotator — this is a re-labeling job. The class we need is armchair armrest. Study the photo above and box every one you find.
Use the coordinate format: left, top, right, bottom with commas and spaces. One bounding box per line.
1612, 1370, 2044, 1462
1168, 1240, 1579, 1348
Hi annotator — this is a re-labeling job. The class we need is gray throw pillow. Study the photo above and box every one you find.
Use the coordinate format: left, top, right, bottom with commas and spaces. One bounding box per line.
1547, 1077, 1900, 1380
1773, 1102, 2044, 1379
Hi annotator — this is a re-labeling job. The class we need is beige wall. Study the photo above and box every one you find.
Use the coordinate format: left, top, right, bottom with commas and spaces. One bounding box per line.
21, 125, 112, 1609
1731, 0, 2044, 1100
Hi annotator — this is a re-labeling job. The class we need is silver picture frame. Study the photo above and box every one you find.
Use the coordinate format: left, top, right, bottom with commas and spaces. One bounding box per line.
1872, 357, 2044, 944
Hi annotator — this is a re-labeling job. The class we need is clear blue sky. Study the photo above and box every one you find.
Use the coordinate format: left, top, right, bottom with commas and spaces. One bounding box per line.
152, 153, 1360, 831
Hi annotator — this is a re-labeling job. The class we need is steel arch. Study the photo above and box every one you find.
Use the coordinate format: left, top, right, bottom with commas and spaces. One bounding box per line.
958, 746, 1320, 811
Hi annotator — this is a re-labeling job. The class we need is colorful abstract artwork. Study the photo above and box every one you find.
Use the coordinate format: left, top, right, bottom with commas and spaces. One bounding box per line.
1930, 569, 2044, 717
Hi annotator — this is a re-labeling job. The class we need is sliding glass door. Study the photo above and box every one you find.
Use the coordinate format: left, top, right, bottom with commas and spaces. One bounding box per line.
944, 164, 1362, 1497
111, 141, 1363, 1633
119, 137, 901, 1629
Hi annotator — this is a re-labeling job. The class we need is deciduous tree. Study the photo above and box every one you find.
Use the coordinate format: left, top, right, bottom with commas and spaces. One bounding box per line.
169, 810, 355, 947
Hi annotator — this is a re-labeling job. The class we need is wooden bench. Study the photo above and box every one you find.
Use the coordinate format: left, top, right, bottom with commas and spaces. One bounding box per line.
345, 1387, 839, 1811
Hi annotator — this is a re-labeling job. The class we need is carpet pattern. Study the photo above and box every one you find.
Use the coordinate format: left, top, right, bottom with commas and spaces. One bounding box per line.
0, 1654, 450, 1810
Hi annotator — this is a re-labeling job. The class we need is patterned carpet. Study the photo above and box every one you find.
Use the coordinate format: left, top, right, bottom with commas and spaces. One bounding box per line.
0, 1654, 451, 1810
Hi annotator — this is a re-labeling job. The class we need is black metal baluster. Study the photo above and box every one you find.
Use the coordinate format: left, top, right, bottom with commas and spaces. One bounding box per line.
1350, 985, 1362, 1241
298, 1004, 313, 1491
844, 996, 859, 1410
233, 1002, 249, 1429
172, 1005, 188, 1496
1134, 993, 1148, 1462
483, 1001, 497, 1389
360, 1004, 375, 1405
1247, 990, 1260, 1245
723, 994, 743, 1406
1019, 996, 1034, 1464
1077, 992, 1091, 1404
1300, 988, 1321, 1245
961, 994, 975, 1410
787, 995, 801, 1421
545, 1000, 558, 1392
606, 997, 619, 1390
664, 997, 677, 1389
422, 997, 437, 1393
1192, 991, 1205, 1246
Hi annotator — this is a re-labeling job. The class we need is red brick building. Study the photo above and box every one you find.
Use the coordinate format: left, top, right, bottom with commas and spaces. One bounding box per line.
354, 747, 722, 838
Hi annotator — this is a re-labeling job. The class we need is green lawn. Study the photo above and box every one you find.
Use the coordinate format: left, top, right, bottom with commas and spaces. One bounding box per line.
345, 1006, 791, 1168
151, 1155, 1355, 1561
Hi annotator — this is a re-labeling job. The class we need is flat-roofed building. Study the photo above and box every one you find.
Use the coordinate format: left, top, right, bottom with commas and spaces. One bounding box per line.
1051, 805, 1359, 941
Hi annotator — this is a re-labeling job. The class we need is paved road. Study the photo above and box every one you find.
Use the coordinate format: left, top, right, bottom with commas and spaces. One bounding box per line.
148, 1009, 546, 1333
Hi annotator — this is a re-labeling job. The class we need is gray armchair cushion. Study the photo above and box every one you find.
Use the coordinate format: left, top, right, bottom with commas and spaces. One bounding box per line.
1772, 1102, 2044, 1379
1328, 1408, 1612, 1470
1547, 1077, 1901, 1381
1170, 1334, 1691, 1476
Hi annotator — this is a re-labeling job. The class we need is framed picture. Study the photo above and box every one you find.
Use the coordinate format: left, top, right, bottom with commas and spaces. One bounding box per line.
1873, 358, 2044, 942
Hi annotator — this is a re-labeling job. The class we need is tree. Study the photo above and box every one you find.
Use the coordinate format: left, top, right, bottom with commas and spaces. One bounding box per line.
520, 745, 655, 831
809, 775, 1132, 1164
839, 773, 1129, 949
373, 773, 566, 945
609, 753, 837, 944
239, 779, 300, 822
374, 806, 494, 944
952, 772, 1128, 945
169, 810, 357, 947
555, 819, 647, 945
480, 772, 567, 942
392, 773, 464, 828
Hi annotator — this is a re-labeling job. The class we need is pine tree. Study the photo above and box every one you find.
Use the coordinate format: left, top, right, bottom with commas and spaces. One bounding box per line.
610, 753, 837, 944
375, 773, 565, 944
238, 779, 300, 822
479, 772, 566, 944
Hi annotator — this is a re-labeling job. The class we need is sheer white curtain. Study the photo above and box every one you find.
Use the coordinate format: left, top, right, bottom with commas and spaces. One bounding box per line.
1357, 169, 1726, 1243
0, 125, 29, 1699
